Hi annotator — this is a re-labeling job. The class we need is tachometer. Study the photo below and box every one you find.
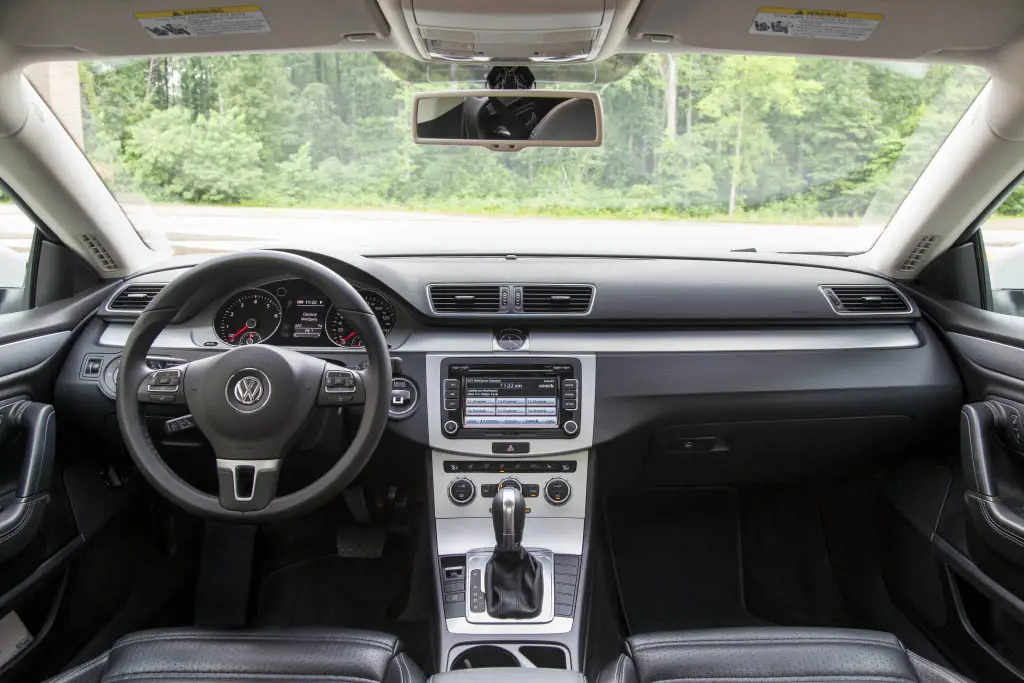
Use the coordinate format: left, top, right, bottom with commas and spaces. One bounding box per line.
215, 289, 283, 345
326, 291, 395, 348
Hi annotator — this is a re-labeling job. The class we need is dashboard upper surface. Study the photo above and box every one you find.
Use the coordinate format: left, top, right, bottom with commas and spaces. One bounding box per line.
101, 250, 918, 326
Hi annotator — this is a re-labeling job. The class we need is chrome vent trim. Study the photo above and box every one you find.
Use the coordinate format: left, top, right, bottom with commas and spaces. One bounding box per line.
80, 234, 119, 272
427, 283, 596, 316
106, 283, 166, 313
899, 235, 938, 273
819, 285, 913, 316
521, 285, 595, 314
428, 284, 503, 314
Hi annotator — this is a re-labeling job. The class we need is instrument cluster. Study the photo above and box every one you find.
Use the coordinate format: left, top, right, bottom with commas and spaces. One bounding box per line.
213, 279, 395, 348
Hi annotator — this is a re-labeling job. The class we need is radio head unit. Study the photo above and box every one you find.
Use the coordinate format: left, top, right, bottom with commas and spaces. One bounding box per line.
440, 359, 581, 439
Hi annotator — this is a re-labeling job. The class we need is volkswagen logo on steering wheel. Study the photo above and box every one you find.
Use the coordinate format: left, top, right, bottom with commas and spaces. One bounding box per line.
226, 369, 271, 412
233, 375, 264, 405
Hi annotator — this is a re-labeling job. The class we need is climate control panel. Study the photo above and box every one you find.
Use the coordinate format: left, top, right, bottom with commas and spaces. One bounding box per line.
432, 451, 587, 521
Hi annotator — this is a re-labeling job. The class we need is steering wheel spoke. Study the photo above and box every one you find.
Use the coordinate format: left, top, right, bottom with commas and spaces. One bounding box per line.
136, 364, 190, 405
215, 457, 280, 512
318, 364, 367, 407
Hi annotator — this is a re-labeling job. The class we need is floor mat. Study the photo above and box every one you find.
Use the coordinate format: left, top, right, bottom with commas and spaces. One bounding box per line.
255, 542, 431, 670
741, 487, 864, 628
605, 488, 761, 632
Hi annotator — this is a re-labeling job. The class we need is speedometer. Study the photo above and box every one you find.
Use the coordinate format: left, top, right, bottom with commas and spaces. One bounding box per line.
215, 289, 283, 345
326, 291, 395, 347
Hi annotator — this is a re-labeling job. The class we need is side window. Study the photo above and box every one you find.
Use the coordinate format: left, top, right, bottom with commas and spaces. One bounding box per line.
982, 186, 1024, 316
0, 188, 32, 313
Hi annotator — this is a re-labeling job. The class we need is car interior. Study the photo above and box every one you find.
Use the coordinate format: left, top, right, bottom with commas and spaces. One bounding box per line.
4, 1, 1024, 683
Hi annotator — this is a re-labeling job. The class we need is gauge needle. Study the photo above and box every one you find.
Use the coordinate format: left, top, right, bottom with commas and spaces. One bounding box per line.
342, 331, 358, 342
229, 324, 251, 341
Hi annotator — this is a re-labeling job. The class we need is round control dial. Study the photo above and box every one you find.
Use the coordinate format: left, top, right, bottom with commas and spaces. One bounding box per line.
497, 478, 522, 492
448, 478, 476, 505
544, 478, 571, 505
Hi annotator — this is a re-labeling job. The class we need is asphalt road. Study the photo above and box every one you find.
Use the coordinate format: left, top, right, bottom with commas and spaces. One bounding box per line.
0, 204, 1021, 259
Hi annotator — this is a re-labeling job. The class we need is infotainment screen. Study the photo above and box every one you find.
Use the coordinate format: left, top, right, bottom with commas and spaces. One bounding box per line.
463, 376, 560, 429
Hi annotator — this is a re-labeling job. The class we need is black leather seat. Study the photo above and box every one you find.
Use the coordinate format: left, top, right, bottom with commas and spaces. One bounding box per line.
598, 628, 971, 683
45, 628, 425, 683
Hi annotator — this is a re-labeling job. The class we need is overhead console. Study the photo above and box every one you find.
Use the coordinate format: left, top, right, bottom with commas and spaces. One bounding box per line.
401, 0, 618, 62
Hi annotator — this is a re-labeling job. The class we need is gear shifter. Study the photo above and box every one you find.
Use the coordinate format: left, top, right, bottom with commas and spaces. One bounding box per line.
485, 487, 544, 618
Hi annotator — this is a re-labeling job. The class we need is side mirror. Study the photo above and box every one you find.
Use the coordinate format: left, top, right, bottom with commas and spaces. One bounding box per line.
412, 90, 602, 152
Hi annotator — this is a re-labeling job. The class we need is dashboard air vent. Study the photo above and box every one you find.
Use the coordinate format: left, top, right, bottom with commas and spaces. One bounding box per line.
820, 285, 911, 315
521, 285, 594, 314
429, 285, 502, 313
109, 284, 165, 312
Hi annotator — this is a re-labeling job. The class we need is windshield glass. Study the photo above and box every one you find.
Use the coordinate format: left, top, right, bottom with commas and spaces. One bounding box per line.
35, 53, 989, 256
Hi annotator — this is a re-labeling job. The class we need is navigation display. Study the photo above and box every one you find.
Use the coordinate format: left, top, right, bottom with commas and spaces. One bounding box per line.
463, 376, 560, 429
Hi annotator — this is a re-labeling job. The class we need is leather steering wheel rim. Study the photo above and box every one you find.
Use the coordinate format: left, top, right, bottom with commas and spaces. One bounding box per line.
115, 250, 392, 521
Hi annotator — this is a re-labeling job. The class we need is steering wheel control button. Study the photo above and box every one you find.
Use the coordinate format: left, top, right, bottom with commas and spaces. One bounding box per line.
146, 368, 182, 392
491, 441, 530, 454
443, 420, 459, 436
325, 369, 358, 393
448, 478, 476, 505
224, 368, 272, 413
389, 377, 418, 419
544, 478, 571, 505
563, 419, 579, 436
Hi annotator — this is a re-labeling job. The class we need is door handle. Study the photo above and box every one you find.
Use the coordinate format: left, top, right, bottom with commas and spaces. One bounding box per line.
0, 401, 55, 561
962, 401, 1024, 565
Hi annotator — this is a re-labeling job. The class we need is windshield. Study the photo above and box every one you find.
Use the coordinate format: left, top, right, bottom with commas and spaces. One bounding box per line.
35, 53, 989, 256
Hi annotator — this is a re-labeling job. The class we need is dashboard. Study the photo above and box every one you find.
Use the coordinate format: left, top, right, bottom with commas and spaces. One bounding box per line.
211, 278, 396, 348
55, 248, 964, 484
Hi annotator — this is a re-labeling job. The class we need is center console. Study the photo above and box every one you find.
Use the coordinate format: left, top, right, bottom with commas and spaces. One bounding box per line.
426, 354, 595, 671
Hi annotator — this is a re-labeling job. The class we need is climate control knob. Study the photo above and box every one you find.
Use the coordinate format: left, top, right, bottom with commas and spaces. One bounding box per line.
544, 478, 571, 505
448, 478, 476, 505
443, 420, 459, 436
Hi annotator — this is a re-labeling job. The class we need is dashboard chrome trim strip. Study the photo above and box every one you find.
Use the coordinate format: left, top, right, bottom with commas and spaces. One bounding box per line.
98, 324, 920, 353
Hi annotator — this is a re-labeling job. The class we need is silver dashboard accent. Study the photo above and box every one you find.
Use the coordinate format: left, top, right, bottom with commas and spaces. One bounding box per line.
99, 323, 920, 354
215, 459, 280, 503
427, 354, 596, 457
435, 518, 584, 556
446, 616, 573, 636
818, 285, 915, 316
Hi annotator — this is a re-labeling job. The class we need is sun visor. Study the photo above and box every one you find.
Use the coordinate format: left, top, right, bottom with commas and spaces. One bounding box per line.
627, 0, 1024, 60
403, 0, 617, 63
0, 0, 391, 59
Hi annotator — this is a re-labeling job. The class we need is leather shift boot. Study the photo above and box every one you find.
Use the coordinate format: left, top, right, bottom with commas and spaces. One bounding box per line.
485, 546, 544, 619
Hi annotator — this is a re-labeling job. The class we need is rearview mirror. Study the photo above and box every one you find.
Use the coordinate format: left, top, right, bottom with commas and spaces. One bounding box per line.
412, 90, 602, 152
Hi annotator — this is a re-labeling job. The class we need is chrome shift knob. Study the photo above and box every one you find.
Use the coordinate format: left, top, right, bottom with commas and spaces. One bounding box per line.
491, 486, 526, 550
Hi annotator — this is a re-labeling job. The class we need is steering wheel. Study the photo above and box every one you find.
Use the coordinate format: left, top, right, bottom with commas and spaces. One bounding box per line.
115, 251, 392, 521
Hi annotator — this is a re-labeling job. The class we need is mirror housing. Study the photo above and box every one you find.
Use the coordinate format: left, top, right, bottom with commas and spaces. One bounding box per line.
412, 89, 603, 152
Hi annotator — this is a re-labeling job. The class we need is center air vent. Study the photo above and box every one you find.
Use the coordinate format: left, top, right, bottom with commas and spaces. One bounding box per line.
521, 285, 594, 314
820, 285, 912, 315
108, 284, 165, 312
429, 285, 503, 313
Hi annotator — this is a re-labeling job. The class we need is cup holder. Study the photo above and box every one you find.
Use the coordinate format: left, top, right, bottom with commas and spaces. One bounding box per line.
448, 643, 570, 670
451, 645, 521, 669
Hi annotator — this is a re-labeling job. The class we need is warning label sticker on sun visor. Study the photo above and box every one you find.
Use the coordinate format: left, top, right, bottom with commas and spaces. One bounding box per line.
749, 7, 883, 41
135, 5, 270, 39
